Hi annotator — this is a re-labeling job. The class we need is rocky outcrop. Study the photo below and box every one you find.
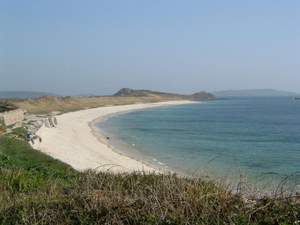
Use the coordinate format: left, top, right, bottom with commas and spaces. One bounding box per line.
0, 108, 25, 127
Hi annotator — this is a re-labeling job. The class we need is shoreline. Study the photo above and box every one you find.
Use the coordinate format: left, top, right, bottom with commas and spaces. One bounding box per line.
89, 113, 165, 173
32, 100, 195, 173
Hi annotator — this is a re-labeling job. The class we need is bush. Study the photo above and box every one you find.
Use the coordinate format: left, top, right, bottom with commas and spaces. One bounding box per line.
0, 117, 5, 134
10, 127, 27, 140
0, 170, 299, 225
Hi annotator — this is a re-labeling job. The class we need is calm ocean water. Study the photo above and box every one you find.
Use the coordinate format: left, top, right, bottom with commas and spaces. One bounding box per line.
98, 97, 300, 190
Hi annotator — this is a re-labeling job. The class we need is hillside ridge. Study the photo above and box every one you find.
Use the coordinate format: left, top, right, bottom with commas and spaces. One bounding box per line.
114, 88, 215, 101
2, 88, 215, 114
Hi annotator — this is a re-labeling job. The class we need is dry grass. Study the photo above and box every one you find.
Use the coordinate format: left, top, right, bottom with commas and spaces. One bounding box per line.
6, 95, 181, 114
3, 88, 216, 114
0, 169, 299, 225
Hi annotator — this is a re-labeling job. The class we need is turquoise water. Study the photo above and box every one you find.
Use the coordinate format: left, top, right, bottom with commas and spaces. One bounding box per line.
98, 97, 300, 190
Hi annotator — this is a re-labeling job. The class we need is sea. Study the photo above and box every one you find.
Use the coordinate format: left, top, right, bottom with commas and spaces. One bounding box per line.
97, 97, 300, 192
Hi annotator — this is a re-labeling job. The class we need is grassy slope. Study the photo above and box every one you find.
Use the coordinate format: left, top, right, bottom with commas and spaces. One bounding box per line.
0, 137, 74, 180
0, 130, 299, 225
7, 95, 180, 114
0, 129, 76, 191
5, 89, 215, 114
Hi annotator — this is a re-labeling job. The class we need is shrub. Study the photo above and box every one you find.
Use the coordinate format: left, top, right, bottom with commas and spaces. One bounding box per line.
0, 117, 5, 134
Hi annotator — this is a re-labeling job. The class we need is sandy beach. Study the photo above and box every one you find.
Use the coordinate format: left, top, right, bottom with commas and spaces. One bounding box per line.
32, 100, 194, 173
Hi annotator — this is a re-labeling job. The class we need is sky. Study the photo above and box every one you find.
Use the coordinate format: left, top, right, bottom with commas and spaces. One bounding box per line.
1, 0, 299, 95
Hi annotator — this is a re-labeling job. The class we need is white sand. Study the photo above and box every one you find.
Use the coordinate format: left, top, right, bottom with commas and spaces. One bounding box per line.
32, 101, 195, 173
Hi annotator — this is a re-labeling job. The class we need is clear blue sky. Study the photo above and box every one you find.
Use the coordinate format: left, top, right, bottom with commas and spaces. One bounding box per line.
1, 0, 299, 95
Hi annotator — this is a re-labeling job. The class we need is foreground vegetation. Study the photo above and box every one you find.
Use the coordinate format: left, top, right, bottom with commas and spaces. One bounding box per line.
0, 130, 299, 225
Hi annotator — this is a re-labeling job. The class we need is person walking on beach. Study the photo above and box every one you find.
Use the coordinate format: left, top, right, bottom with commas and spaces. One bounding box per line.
26, 132, 34, 144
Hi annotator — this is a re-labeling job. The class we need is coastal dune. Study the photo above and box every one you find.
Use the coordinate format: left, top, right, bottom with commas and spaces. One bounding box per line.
33, 101, 194, 173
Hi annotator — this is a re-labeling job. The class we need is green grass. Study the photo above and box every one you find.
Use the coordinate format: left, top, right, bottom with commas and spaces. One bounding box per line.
0, 129, 76, 193
0, 129, 75, 179
0, 131, 299, 225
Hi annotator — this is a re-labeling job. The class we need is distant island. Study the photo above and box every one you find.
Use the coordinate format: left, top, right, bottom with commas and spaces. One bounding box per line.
213, 89, 299, 97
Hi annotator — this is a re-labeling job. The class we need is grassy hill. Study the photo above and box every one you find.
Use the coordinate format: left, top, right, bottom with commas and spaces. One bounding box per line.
0, 128, 299, 225
5, 89, 215, 114
114, 88, 216, 101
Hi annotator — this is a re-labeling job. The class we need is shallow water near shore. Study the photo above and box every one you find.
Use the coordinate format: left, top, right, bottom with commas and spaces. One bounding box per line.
98, 97, 300, 192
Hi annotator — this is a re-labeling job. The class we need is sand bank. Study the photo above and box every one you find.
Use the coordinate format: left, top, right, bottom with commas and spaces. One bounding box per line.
32, 101, 194, 173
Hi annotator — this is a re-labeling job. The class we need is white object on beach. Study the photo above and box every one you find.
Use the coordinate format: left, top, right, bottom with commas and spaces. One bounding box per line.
45, 119, 50, 128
